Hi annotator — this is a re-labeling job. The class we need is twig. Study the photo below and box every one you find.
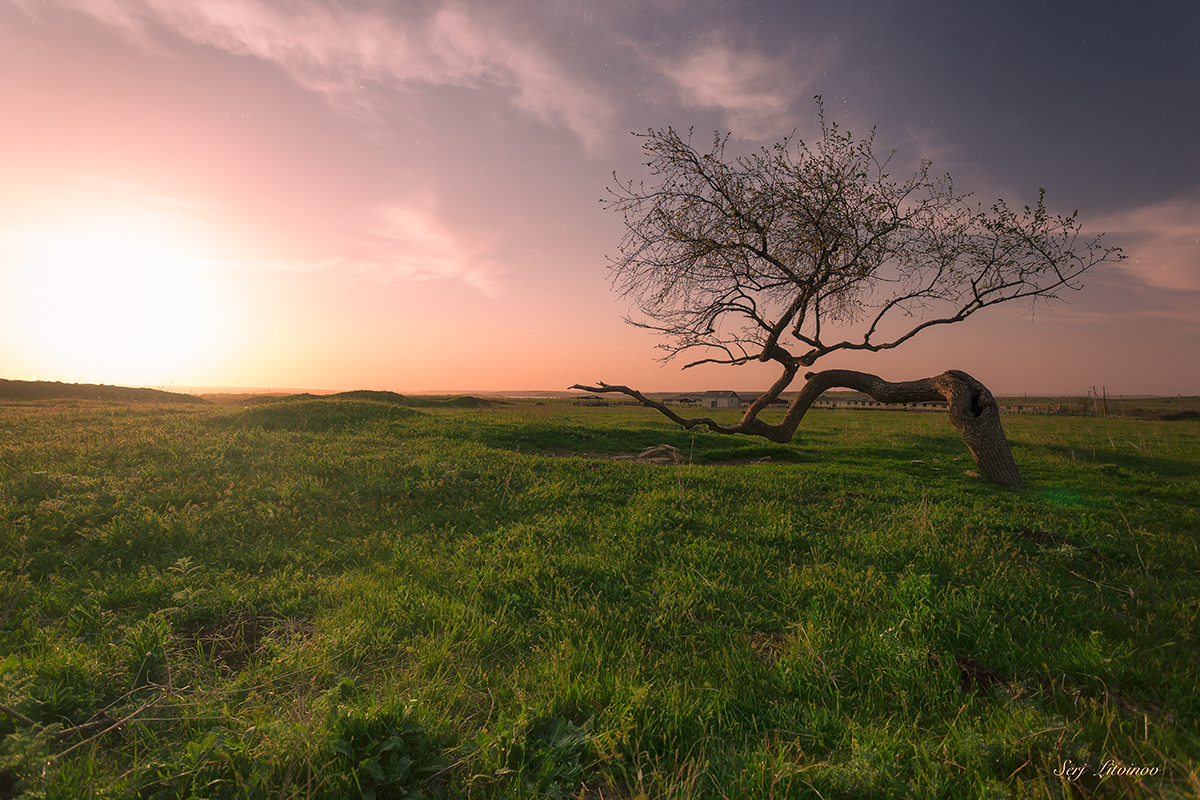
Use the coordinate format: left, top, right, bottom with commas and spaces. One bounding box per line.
4, 699, 126, 742
1069, 570, 1135, 598
0, 702, 35, 727
53, 714, 118, 742
52, 696, 161, 761
500, 447, 519, 508
687, 565, 714, 590
1012, 724, 1069, 744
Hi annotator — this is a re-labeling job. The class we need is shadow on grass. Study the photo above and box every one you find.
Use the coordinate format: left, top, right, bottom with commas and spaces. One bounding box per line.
1019, 440, 1198, 479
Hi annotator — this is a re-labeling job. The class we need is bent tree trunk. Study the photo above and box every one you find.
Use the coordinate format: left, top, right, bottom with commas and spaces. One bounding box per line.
795, 370, 1024, 488
570, 369, 1025, 488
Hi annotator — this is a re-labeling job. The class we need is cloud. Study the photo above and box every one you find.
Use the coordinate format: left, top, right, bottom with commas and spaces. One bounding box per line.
1093, 195, 1200, 294
1002, 195, 1200, 327
351, 201, 502, 295
425, 5, 612, 150
248, 200, 500, 293
659, 33, 832, 138
1067, 194, 1200, 325
28, 0, 613, 149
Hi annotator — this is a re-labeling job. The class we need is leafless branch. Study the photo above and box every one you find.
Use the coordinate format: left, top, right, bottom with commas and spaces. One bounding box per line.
602, 103, 1122, 372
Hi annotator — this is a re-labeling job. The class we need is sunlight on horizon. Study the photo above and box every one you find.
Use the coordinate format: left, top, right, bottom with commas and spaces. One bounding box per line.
2, 220, 232, 387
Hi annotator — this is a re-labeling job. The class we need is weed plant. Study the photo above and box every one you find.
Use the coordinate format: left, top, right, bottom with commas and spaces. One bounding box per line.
0, 397, 1197, 798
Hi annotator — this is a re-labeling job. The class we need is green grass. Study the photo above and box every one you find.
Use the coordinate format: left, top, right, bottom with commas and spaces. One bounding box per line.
1, 396, 1197, 798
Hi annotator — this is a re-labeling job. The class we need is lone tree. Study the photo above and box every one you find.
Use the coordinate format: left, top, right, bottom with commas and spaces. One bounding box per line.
572, 102, 1122, 488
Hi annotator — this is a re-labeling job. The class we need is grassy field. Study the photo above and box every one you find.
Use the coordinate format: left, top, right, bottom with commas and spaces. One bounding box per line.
1, 394, 1197, 798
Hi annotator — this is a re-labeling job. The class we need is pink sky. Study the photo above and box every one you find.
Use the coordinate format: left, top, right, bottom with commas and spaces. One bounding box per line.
2, 0, 1198, 395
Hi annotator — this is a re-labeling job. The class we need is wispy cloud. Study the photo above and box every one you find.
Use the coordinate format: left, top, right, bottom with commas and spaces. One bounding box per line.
425, 5, 612, 150
1094, 195, 1200, 294
1071, 195, 1200, 325
349, 201, 502, 295
658, 33, 833, 138
28, 0, 614, 149
252, 200, 501, 293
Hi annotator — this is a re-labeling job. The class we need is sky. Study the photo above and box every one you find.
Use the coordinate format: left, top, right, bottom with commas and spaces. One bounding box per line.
1, 0, 1198, 396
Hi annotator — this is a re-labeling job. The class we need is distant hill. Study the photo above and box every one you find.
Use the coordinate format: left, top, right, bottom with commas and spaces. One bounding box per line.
0, 379, 208, 404
210, 389, 499, 432
243, 390, 498, 408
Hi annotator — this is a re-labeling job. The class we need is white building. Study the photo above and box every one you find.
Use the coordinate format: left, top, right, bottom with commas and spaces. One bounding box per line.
703, 390, 741, 409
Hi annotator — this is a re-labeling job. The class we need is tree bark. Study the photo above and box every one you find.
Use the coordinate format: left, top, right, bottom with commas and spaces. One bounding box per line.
791, 370, 1024, 488
570, 368, 1025, 488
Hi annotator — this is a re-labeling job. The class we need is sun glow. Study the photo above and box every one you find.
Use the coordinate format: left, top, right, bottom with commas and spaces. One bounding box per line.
2, 220, 231, 386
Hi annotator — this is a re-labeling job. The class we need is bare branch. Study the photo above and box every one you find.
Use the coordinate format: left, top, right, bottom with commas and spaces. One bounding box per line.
602, 102, 1122, 370
572, 368, 1024, 487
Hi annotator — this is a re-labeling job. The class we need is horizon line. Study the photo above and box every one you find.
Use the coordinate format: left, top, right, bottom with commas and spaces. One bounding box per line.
3, 378, 1192, 400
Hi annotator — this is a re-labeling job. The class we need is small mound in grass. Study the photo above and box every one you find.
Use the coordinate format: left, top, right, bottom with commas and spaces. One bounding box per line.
217, 397, 419, 432
221, 391, 496, 432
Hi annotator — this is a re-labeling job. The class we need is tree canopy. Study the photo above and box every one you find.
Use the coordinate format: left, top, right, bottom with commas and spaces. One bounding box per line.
606, 104, 1118, 371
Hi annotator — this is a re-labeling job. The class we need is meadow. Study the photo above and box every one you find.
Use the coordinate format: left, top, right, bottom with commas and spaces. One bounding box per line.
0, 393, 1197, 798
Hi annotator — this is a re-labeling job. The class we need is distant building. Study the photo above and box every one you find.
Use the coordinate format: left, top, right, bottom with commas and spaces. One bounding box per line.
573, 395, 612, 407
812, 393, 949, 412
999, 403, 1061, 415
703, 390, 741, 409
742, 394, 790, 409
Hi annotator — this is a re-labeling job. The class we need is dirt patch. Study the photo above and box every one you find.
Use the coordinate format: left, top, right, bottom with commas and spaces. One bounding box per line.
743, 630, 791, 666
612, 444, 683, 463
928, 652, 1009, 693
954, 655, 1009, 693
1159, 409, 1199, 421
175, 614, 309, 674
1014, 527, 1072, 547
